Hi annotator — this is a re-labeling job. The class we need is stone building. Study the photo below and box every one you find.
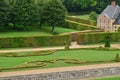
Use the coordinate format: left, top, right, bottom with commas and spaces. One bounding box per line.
97, 1, 120, 32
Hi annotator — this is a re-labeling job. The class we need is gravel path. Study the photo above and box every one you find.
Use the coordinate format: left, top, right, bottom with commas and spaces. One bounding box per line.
1, 63, 120, 79
0, 42, 119, 53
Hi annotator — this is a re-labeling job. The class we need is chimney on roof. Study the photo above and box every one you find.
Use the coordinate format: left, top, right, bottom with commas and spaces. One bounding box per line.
111, 0, 116, 7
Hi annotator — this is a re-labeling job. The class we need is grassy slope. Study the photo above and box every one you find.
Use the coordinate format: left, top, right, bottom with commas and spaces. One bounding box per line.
43, 26, 77, 34
71, 14, 90, 19
0, 26, 77, 38
0, 49, 119, 69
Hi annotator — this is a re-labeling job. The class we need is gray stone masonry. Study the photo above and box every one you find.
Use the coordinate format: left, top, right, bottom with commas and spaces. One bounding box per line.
1, 67, 120, 80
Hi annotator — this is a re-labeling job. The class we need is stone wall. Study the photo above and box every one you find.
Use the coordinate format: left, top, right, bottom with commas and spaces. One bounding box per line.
1, 67, 120, 80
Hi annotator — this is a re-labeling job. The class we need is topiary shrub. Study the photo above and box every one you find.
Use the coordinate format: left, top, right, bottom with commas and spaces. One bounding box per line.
65, 44, 70, 50
104, 36, 111, 47
115, 54, 120, 62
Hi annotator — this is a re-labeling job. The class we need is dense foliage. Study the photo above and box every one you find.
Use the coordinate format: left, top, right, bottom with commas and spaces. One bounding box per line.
0, 0, 9, 26
0, 0, 66, 32
43, 0, 67, 32
0, 0, 119, 32
62, 0, 120, 14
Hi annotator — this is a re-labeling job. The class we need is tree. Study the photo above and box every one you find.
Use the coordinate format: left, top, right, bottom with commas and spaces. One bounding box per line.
62, 0, 97, 13
0, 0, 9, 26
43, 0, 67, 32
8, 0, 18, 29
37, 0, 46, 29
13, 0, 39, 31
89, 11, 98, 21
104, 36, 111, 47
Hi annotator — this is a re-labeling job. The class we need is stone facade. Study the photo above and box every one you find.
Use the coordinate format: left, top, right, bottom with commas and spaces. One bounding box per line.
97, 15, 118, 32
97, 1, 120, 32
1, 67, 120, 80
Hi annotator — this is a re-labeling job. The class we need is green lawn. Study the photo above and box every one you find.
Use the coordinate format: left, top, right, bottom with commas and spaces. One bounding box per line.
42, 26, 77, 34
93, 76, 120, 80
0, 26, 77, 38
0, 49, 120, 71
0, 31, 53, 38
72, 14, 90, 19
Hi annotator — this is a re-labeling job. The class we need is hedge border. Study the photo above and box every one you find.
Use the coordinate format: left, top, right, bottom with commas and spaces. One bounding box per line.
77, 32, 120, 44
0, 34, 71, 48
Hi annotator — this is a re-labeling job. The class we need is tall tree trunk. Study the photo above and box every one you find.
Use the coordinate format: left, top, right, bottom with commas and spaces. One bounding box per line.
13, 22, 16, 29
52, 25, 54, 33
23, 23, 26, 31
39, 18, 42, 29
39, 22, 42, 29
4, 21, 8, 27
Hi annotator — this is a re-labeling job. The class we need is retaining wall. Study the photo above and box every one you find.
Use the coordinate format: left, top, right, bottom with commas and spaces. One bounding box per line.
1, 67, 120, 80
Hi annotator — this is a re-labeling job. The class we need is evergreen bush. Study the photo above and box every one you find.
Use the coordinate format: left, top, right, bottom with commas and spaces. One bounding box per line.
115, 54, 120, 62
65, 44, 70, 50
104, 36, 111, 47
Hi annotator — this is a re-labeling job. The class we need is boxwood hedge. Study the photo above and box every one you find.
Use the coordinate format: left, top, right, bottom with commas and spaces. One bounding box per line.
0, 35, 71, 48
77, 32, 120, 44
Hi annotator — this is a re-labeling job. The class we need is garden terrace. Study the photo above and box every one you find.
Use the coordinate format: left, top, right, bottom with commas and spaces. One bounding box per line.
0, 48, 120, 72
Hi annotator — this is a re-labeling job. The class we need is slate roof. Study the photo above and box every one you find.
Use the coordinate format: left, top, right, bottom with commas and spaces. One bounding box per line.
114, 13, 120, 24
99, 5, 120, 19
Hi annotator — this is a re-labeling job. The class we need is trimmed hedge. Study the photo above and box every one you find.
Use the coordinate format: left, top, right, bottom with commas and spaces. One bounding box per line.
0, 50, 56, 57
67, 16, 96, 26
0, 58, 114, 71
77, 32, 120, 44
65, 20, 100, 31
0, 35, 71, 48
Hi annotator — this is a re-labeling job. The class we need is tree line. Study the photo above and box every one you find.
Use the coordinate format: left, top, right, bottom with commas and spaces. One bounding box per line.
0, 0, 66, 32
1, 0, 119, 32
62, 0, 120, 14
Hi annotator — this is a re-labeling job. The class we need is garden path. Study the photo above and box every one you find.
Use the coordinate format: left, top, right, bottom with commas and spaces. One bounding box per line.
0, 42, 119, 53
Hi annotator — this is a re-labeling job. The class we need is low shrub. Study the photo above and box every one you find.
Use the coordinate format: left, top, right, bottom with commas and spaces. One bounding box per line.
115, 54, 120, 62
104, 36, 111, 47
0, 50, 56, 57
65, 45, 70, 50
17, 62, 47, 68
